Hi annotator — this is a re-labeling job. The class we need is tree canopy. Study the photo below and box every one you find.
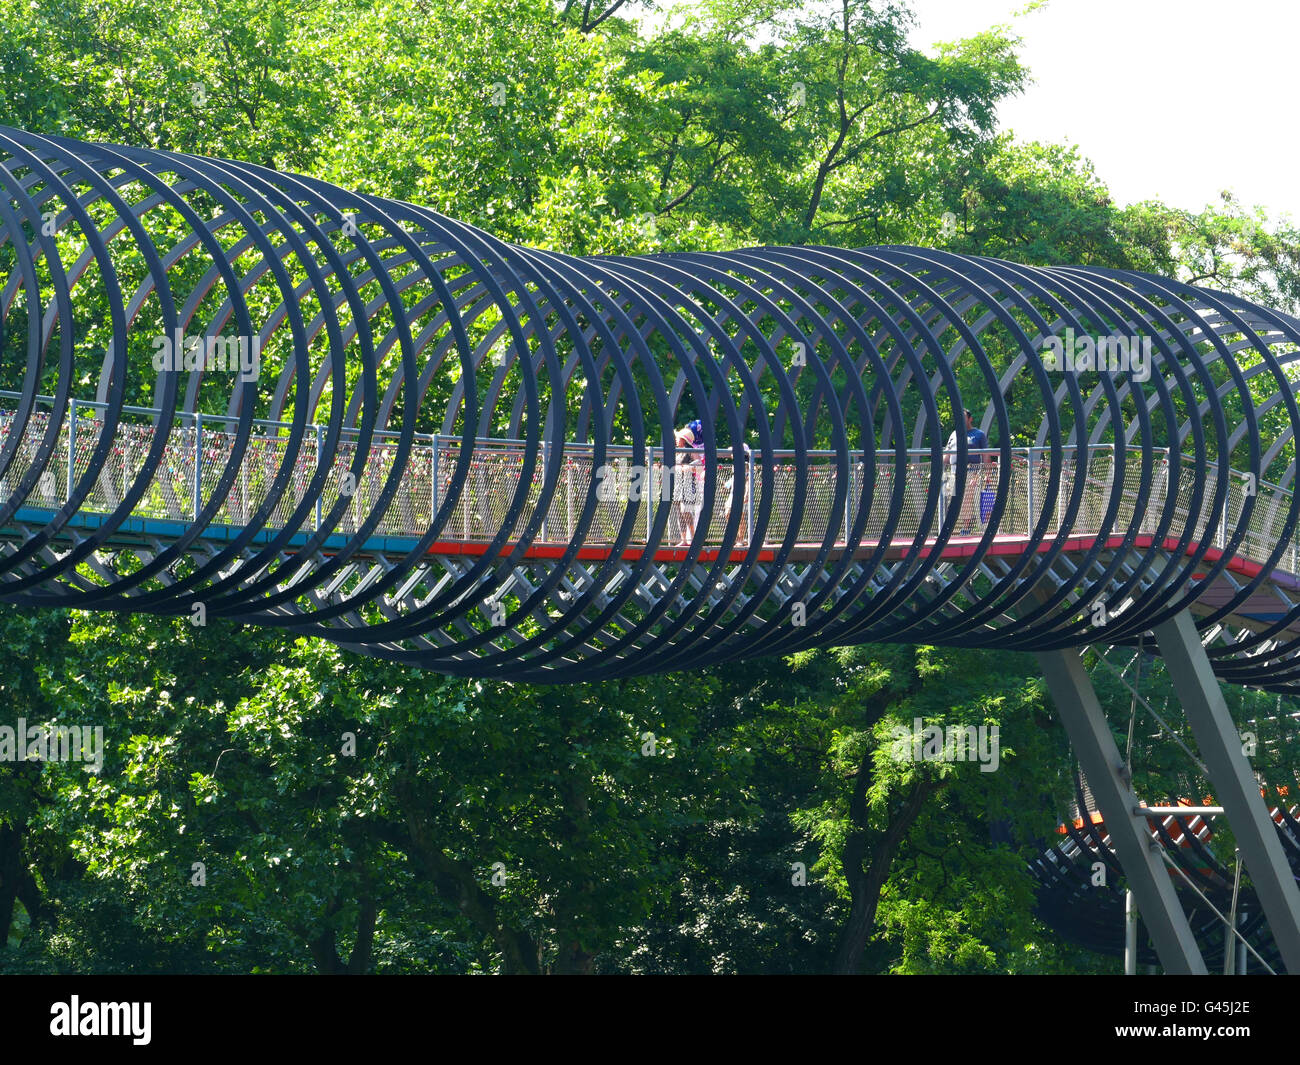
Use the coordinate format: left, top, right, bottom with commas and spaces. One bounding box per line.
3, 0, 1299, 974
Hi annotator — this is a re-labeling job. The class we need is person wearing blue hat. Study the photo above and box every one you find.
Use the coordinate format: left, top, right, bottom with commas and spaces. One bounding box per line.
672, 419, 706, 544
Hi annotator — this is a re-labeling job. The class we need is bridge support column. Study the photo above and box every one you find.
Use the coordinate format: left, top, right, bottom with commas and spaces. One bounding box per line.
1037, 646, 1207, 973
1153, 609, 1300, 973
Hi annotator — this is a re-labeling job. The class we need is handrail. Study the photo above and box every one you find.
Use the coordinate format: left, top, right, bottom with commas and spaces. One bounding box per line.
1, 398, 1293, 575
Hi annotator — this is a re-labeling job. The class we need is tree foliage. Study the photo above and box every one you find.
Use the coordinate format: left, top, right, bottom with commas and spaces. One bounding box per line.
3, 0, 1299, 974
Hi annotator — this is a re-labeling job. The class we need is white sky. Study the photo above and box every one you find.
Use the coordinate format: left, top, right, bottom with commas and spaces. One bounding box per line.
907, 0, 1300, 220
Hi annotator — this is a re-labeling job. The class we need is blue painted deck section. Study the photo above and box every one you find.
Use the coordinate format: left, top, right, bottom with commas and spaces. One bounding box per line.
6, 505, 426, 557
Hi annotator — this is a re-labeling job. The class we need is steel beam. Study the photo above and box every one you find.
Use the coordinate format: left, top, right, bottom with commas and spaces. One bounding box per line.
1153, 608, 1300, 973
1037, 646, 1207, 973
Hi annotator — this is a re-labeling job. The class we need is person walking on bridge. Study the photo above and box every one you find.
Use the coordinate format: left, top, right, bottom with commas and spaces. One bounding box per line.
724, 441, 752, 545
671, 419, 705, 545
943, 408, 990, 535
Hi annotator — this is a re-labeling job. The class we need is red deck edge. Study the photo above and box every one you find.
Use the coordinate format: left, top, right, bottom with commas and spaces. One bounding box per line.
422, 533, 1289, 584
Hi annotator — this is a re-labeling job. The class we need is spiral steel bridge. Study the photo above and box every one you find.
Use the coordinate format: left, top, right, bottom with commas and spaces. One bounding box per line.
5, 128, 1300, 974
6, 127, 1300, 688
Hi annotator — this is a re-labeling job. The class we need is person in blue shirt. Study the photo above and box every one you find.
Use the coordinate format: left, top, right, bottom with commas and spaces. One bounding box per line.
942, 408, 990, 534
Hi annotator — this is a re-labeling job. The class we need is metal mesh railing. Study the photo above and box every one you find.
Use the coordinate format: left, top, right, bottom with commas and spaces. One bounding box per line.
1, 398, 1294, 574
